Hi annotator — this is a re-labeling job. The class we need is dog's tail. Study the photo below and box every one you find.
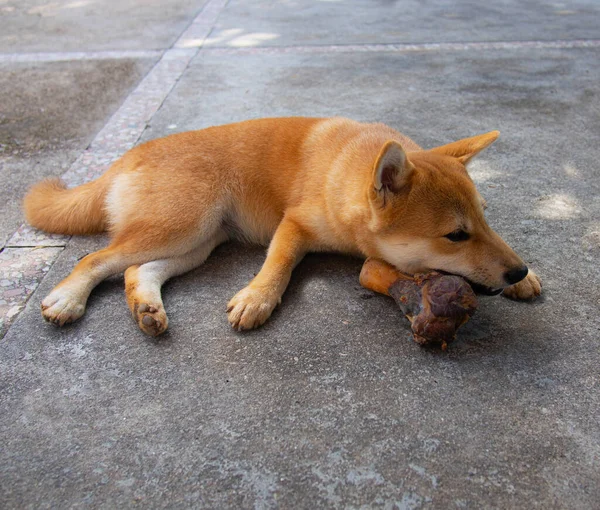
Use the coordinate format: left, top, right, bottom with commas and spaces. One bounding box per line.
24, 175, 111, 235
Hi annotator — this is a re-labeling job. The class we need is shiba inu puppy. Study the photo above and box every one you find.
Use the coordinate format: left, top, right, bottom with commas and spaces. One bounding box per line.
24, 117, 541, 336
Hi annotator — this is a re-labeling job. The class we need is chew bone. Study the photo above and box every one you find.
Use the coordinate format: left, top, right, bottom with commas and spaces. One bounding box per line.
360, 258, 478, 349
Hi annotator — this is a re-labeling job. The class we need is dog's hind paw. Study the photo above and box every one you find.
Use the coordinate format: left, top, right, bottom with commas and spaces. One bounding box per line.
502, 270, 542, 301
227, 286, 279, 331
133, 302, 168, 336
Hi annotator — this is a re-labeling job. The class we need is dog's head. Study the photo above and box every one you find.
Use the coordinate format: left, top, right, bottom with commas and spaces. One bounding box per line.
367, 131, 527, 293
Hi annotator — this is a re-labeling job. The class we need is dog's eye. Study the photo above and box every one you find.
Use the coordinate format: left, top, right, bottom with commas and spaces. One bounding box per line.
444, 229, 470, 242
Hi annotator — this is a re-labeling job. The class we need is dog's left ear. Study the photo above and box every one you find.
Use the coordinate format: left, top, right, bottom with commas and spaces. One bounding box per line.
373, 140, 414, 194
429, 131, 499, 164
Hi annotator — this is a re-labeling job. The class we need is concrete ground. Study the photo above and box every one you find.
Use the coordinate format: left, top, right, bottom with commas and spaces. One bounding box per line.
1, 1, 599, 508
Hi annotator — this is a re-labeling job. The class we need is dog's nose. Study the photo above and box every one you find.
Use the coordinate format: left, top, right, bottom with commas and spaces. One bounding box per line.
504, 265, 528, 285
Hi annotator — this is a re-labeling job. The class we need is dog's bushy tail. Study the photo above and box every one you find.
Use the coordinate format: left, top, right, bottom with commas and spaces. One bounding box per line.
24, 176, 110, 235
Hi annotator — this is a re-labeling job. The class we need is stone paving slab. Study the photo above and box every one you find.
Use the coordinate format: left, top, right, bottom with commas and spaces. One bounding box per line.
0, 246, 62, 337
204, 0, 600, 48
6, 226, 70, 248
0, 0, 208, 53
0, 58, 157, 249
1, 44, 599, 508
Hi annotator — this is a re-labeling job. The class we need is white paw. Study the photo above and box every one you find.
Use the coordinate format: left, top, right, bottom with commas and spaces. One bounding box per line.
41, 289, 86, 326
226, 286, 279, 331
502, 270, 542, 301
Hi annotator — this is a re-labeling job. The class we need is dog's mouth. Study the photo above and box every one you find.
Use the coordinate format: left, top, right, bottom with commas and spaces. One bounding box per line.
435, 270, 503, 296
466, 281, 503, 296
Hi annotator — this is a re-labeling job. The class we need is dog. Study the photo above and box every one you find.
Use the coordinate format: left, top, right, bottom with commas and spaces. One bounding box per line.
24, 117, 541, 336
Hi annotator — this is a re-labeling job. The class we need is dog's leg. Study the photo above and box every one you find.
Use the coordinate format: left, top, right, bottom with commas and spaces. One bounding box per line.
125, 230, 228, 336
502, 269, 542, 300
227, 217, 308, 330
41, 245, 146, 326
41, 226, 221, 326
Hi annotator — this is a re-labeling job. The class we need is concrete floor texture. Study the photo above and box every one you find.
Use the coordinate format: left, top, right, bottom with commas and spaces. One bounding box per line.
0, 0, 598, 508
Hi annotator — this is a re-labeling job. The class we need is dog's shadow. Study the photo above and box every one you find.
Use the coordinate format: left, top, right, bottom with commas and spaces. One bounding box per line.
88, 241, 551, 365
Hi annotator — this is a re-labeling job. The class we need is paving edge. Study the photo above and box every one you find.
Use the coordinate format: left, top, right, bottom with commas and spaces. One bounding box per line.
199, 38, 600, 54
0, 50, 163, 64
3, 38, 599, 63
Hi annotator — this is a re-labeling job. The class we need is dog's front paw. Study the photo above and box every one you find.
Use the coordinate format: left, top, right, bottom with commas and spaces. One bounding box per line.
502, 270, 542, 301
41, 289, 86, 326
227, 286, 280, 331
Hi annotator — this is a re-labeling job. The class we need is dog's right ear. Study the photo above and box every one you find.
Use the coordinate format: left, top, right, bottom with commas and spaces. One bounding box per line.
429, 131, 499, 164
372, 141, 414, 197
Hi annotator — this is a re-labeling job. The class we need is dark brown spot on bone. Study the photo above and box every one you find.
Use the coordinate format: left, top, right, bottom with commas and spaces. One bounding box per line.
389, 273, 478, 347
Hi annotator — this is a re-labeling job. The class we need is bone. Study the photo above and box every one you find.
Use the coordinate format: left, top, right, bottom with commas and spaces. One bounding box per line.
360, 258, 478, 349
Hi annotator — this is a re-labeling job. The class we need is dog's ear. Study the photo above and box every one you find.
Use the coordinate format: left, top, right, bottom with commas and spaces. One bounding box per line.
372, 141, 414, 194
429, 131, 499, 164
